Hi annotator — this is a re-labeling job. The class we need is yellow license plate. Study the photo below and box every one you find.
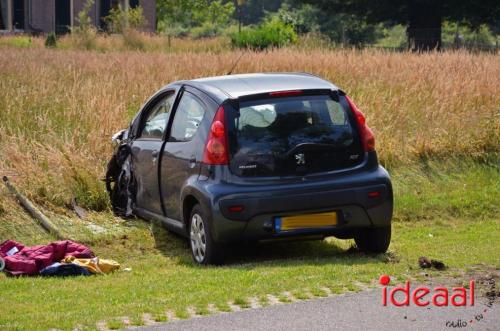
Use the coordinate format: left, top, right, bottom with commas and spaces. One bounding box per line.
276, 211, 338, 231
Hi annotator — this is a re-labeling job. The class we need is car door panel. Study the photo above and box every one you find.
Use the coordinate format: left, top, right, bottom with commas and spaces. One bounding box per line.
160, 142, 194, 221
160, 88, 216, 222
131, 91, 177, 215
131, 140, 164, 214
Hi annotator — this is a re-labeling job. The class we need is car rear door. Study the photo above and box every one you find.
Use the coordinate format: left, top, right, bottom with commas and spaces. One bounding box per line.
160, 87, 213, 221
131, 90, 176, 215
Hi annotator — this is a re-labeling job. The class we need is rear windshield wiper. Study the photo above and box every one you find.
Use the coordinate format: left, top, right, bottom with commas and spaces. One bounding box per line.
285, 142, 338, 156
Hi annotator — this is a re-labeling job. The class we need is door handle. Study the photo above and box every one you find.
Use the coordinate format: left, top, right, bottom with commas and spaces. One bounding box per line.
189, 157, 196, 168
151, 150, 159, 159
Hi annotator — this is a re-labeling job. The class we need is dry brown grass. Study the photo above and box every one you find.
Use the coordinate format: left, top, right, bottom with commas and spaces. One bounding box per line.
0, 46, 498, 211
0, 34, 230, 52
58, 33, 230, 52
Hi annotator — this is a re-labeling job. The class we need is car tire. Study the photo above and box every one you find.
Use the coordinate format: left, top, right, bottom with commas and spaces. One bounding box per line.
354, 226, 391, 253
189, 204, 224, 265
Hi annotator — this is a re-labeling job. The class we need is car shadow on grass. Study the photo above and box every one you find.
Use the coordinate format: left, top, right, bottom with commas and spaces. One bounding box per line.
149, 220, 395, 268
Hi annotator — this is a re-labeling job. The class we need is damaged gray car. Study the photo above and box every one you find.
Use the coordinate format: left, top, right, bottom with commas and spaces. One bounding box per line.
106, 73, 393, 265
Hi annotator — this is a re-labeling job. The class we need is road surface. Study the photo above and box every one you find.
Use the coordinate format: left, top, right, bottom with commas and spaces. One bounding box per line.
132, 288, 498, 331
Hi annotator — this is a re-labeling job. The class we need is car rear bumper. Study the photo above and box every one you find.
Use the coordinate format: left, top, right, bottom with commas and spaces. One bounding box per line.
202, 165, 393, 243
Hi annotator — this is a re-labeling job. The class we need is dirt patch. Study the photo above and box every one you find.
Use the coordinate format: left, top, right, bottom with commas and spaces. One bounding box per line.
419, 264, 500, 304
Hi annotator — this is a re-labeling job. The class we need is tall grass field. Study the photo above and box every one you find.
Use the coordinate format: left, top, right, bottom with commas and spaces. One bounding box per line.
0, 46, 498, 213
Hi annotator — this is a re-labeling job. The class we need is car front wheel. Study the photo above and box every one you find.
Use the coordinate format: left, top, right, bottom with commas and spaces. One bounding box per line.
354, 226, 391, 253
189, 204, 224, 265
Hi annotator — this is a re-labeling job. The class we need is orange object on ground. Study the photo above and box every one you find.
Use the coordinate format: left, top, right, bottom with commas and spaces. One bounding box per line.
62, 256, 120, 274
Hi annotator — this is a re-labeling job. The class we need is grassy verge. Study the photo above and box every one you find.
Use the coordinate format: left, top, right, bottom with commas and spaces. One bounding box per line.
391, 157, 499, 221
0, 218, 497, 330
0, 160, 498, 330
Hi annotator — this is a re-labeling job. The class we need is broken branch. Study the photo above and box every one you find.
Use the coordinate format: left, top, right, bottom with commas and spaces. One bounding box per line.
2, 176, 63, 239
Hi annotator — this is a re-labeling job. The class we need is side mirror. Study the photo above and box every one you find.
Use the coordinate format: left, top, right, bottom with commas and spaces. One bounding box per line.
111, 129, 127, 146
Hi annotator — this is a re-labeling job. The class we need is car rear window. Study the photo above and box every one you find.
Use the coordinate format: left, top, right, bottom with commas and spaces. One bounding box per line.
227, 94, 364, 177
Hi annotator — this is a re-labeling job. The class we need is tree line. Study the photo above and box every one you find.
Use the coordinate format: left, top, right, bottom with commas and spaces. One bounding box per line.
155, 0, 499, 50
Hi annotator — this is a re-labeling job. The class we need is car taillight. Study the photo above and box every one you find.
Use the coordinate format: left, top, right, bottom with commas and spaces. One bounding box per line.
203, 106, 229, 165
345, 95, 375, 152
228, 205, 245, 213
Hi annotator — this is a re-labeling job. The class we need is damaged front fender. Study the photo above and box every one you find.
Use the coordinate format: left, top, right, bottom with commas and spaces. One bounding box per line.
106, 129, 135, 217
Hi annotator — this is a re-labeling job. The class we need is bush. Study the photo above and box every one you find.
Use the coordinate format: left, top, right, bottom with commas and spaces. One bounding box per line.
4, 36, 32, 48
190, 22, 219, 39
70, 167, 110, 212
442, 21, 497, 50
105, 6, 145, 34
45, 32, 57, 48
157, 22, 189, 38
297, 32, 333, 49
71, 0, 97, 50
375, 24, 407, 49
230, 18, 298, 50
122, 29, 146, 50
274, 3, 321, 34
70, 29, 97, 50
70, 28, 97, 50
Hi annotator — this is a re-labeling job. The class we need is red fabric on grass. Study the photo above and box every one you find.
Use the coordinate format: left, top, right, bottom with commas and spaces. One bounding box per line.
0, 240, 94, 276
0, 240, 25, 258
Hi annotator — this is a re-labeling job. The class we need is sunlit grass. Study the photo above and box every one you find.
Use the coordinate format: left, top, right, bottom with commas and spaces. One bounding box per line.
0, 47, 498, 213
0, 215, 498, 330
0, 161, 498, 330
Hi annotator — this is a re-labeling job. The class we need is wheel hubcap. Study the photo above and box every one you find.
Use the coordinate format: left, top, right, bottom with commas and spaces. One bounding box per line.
190, 213, 206, 263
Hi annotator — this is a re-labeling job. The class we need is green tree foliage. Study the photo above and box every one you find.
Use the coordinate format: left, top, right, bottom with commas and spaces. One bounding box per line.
273, 1, 380, 46
157, 0, 202, 27
319, 14, 380, 46
198, 1, 235, 27
296, 0, 499, 28
295, 0, 500, 50
442, 22, 498, 50
375, 25, 407, 49
105, 6, 146, 33
230, 16, 298, 49
191, 1, 235, 38
44, 32, 57, 48
157, 0, 234, 38
155, 0, 498, 48
73, 0, 94, 33
235, 0, 282, 25
274, 3, 320, 34
71, 0, 97, 50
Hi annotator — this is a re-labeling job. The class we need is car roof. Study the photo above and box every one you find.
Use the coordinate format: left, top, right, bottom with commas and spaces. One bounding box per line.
180, 73, 339, 102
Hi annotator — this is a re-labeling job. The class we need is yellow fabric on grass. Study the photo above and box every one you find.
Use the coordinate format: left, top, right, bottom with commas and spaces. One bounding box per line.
62, 256, 120, 274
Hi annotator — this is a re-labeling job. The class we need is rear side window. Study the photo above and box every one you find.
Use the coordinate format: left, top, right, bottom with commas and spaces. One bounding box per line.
227, 94, 364, 177
170, 92, 206, 142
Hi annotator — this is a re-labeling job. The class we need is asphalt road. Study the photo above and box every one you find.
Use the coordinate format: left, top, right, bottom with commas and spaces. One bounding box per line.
132, 289, 499, 331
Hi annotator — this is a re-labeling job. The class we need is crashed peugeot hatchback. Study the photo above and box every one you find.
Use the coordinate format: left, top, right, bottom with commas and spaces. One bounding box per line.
106, 73, 393, 265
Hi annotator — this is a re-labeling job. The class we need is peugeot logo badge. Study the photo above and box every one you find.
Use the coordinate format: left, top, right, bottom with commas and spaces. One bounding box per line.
295, 153, 305, 165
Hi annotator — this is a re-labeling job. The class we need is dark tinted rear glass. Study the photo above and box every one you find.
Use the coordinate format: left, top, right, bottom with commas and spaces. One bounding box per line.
227, 94, 364, 177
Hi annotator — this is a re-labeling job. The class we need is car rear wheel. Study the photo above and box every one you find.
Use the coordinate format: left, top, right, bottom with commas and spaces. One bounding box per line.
189, 204, 224, 265
354, 226, 391, 253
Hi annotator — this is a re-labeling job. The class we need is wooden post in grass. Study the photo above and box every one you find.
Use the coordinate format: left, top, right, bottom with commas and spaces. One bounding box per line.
2, 176, 63, 239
